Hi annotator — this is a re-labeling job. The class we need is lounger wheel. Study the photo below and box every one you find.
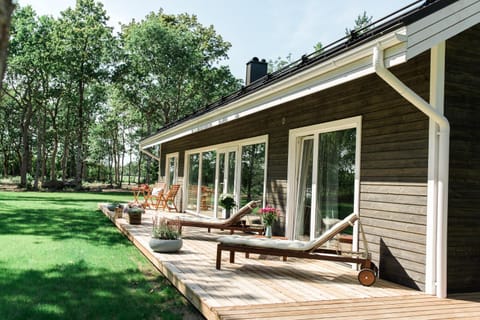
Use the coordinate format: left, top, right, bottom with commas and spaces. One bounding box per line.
358, 268, 376, 286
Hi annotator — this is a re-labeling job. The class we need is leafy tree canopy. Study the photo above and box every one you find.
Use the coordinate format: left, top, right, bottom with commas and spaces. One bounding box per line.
119, 10, 241, 132
1, 3, 240, 187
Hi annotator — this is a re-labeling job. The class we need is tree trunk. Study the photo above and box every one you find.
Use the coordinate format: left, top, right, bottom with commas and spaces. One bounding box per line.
119, 128, 125, 188
61, 103, 71, 182
20, 100, 33, 188
137, 152, 142, 184
48, 100, 60, 181
108, 146, 113, 185
145, 156, 151, 185
33, 126, 41, 190
112, 127, 119, 186
2, 150, 8, 176
128, 150, 132, 185
33, 107, 47, 190
75, 80, 84, 188
61, 135, 69, 182
50, 133, 58, 181
0, 0, 14, 90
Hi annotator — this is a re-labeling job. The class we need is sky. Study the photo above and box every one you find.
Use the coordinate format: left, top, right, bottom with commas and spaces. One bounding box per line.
18, 0, 417, 81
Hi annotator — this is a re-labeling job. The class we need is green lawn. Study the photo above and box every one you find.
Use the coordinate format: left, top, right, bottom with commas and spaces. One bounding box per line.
0, 191, 202, 320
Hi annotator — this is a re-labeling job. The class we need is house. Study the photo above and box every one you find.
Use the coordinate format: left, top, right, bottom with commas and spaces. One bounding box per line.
139, 0, 480, 298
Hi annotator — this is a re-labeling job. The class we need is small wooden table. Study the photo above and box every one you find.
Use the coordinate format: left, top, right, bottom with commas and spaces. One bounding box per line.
131, 185, 151, 208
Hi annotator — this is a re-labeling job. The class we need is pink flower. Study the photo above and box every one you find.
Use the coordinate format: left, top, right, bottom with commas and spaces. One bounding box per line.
258, 206, 279, 226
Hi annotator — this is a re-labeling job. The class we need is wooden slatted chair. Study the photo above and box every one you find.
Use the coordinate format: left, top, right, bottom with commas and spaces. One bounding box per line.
166, 200, 264, 235
215, 212, 378, 286
158, 184, 180, 212
150, 182, 166, 210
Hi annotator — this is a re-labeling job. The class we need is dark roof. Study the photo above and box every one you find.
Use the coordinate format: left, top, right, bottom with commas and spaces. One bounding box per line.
143, 0, 456, 141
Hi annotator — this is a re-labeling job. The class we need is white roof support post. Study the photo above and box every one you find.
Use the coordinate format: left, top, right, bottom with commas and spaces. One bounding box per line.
140, 145, 162, 183
373, 44, 450, 298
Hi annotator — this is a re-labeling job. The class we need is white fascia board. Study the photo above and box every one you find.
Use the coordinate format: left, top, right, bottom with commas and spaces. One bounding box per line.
140, 29, 407, 149
406, 0, 480, 59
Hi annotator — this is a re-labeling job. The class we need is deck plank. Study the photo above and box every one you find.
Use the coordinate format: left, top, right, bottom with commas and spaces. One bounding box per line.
99, 204, 480, 320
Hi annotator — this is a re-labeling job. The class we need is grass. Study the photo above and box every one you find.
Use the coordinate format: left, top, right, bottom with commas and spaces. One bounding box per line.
0, 191, 203, 320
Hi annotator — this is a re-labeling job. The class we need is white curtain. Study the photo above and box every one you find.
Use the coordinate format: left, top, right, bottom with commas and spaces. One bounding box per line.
294, 138, 313, 241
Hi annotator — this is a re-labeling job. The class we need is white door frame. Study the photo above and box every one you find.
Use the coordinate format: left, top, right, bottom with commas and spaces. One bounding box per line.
286, 116, 362, 245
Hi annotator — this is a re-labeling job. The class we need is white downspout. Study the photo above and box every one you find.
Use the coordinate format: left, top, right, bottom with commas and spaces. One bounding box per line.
426, 42, 446, 295
373, 45, 449, 298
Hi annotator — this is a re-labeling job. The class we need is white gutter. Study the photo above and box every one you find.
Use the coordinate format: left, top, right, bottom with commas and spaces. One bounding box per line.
139, 30, 407, 149
373, 45, 449, 298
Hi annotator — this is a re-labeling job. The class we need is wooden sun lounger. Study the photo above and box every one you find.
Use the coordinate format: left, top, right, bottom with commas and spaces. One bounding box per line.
215, 212, 378, 286
168, 200, 265, 235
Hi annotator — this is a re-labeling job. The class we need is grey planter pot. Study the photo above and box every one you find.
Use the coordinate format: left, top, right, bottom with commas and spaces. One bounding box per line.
149, 238, 183, 253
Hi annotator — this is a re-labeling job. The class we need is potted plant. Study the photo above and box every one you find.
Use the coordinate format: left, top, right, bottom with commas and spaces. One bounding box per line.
106, 202, 123, 219
149, 216, 182, 252
218, 193, 236, 219
258, 206, 280, 238
123, 202, 145, 225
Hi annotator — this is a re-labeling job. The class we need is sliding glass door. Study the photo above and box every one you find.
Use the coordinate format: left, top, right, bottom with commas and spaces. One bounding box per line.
185, 136, 267, 218
186, 151, 217, 217
290, 118, 360, 241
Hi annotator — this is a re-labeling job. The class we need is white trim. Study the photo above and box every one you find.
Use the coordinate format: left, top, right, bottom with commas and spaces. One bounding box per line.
286, 116, 362, 241
215, 147, 237, 217
352, 117, 362, 255
262, 138, 269, 209
165, 152, 179, 186
406, 0, 480, 59
185, 135, 268, 155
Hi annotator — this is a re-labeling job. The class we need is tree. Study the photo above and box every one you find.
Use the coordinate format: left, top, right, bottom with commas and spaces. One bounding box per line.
1, 3, 241, 187
55, 0, 115, 187
345, 11, 373, 39
3, 6, 56, 188
268, 41, 323, 74
119, 10, 240, 182
268, 53, 294, 73
121, 11, 240, 130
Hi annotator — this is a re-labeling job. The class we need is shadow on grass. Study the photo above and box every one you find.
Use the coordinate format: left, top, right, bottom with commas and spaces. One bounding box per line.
0, 260, 194, 320
0, 191, 131, 204
0, 207, 129, 246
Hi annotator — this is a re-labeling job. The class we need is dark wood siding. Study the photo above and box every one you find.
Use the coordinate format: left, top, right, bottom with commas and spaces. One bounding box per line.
161, 51, 431, 290
444, 24, 480, 293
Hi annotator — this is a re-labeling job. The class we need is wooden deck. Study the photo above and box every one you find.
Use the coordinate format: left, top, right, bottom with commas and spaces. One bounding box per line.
99, 205, 480, 320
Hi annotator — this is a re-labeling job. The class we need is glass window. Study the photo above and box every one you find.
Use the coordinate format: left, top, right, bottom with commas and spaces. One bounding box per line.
240, 143, 266, 207
200, 151, 216, 215
184, 136, 267, 217
187, 153, 199, 211
315, 128, 356, 237
165, 154, 178, 186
